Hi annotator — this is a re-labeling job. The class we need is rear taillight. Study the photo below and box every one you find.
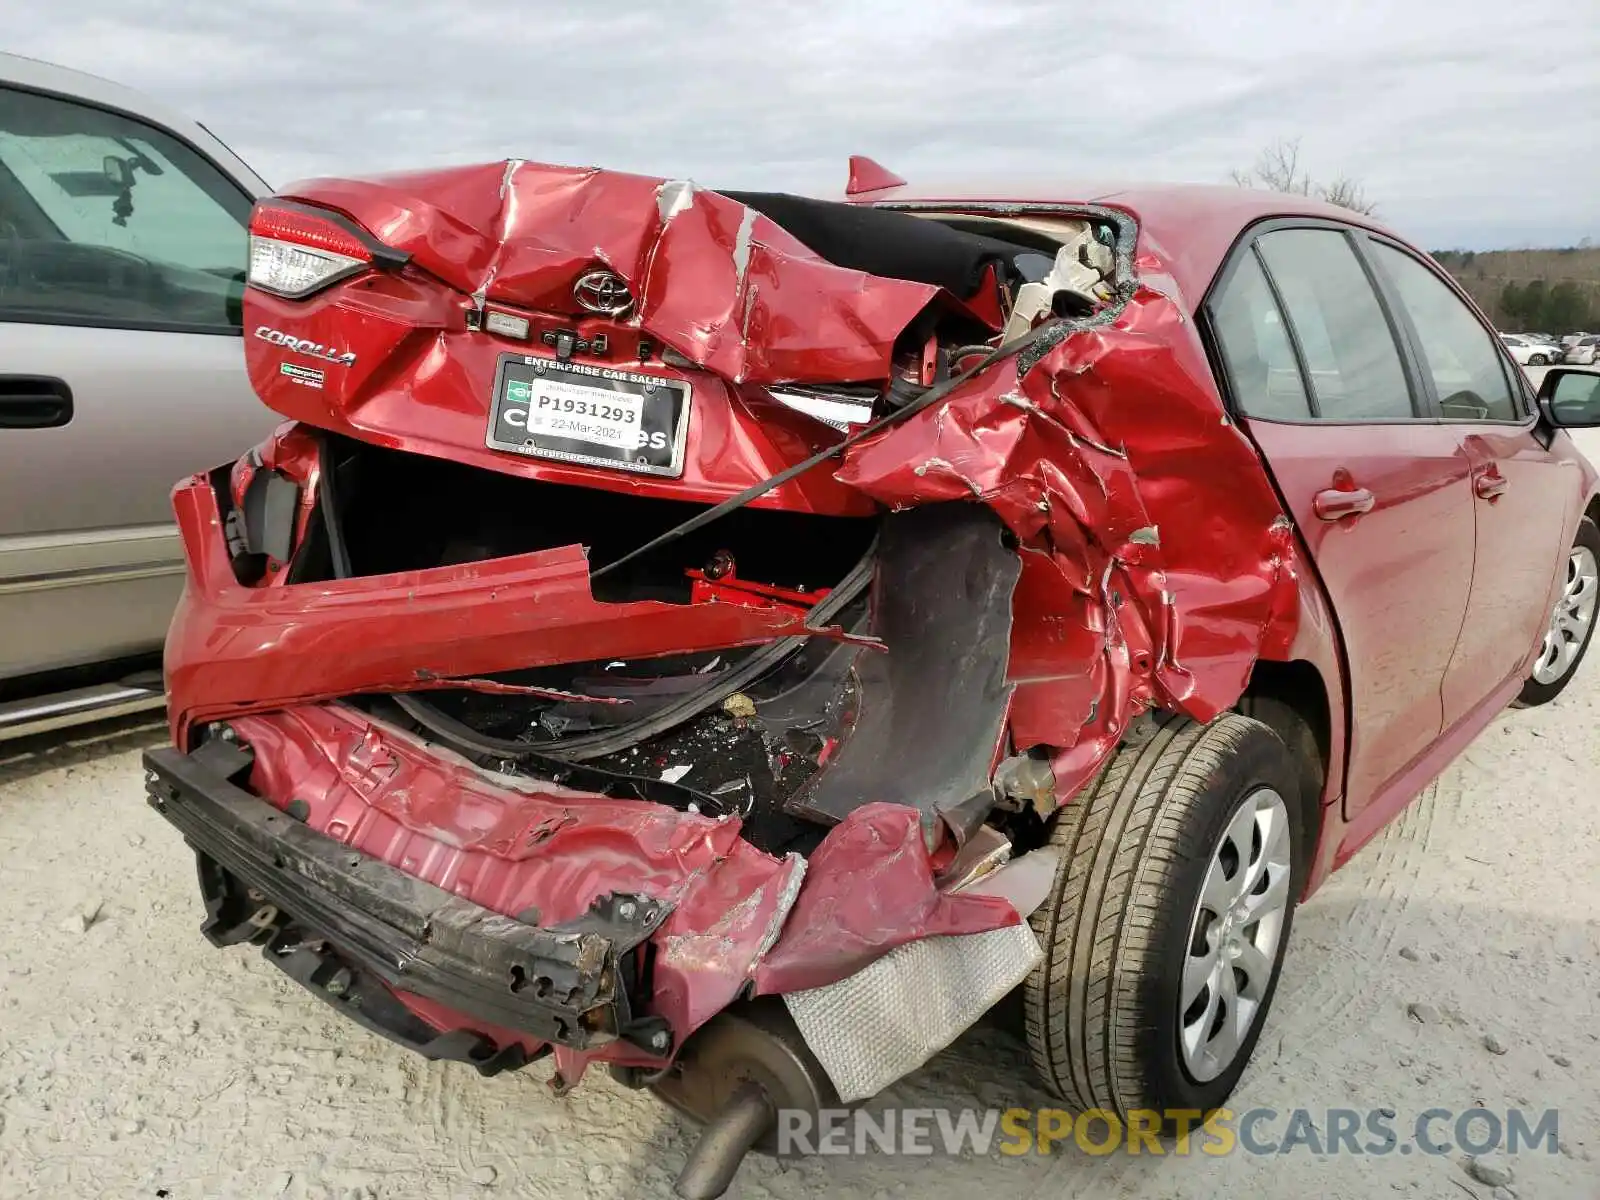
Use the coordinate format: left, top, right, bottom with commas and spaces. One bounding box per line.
247, 201, 404, 299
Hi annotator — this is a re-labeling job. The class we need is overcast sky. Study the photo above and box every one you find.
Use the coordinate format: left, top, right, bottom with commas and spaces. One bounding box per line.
12, 0, 1598, 250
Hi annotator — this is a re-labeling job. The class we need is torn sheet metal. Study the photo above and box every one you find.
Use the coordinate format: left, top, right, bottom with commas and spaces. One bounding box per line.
264, 161, 944, 378
834, 274, 1299, 799
164, 475, 826, 747
244, 163, 960, 513
227, 705, 1016, 1068
752, 802, 1020, 996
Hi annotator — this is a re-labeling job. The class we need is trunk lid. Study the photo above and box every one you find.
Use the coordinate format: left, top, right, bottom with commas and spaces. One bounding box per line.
241, 162, 1020, 514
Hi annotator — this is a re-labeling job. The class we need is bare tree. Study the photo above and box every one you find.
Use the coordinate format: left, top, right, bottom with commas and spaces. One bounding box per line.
1232, 138, 1376, 215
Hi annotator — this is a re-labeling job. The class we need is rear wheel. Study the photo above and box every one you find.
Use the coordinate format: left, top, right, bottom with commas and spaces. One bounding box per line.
1516, 517, 1600, 707
1022, 712, 1305, 1120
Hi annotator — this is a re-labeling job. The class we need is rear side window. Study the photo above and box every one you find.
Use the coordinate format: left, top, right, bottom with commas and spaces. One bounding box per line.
1209, 252, 1311, 420
0, 86, 251, 332
1370, 243, 1519, 421
1256, 229, 1415, 421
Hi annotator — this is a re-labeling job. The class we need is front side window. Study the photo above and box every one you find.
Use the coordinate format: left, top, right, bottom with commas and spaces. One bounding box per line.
1255, 229, 1415, 421
0, 86, 251, 331
1372, 243, 1519, 421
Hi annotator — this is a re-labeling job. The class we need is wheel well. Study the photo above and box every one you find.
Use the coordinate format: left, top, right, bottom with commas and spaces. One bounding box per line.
1241, 662, 1331, 774
1237, 659, 1331, 849
1585, 495, 1600, 530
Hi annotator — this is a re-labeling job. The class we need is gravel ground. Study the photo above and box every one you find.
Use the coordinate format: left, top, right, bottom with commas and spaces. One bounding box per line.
1, 425, 1596, 1200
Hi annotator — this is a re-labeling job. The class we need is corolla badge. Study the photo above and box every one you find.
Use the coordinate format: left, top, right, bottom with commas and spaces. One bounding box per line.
254, 325, 357, 367
572, 269, 634, 316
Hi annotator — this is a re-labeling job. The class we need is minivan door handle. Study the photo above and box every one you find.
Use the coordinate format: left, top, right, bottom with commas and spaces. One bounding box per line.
1313, 485, 1376, 521
0, 376, 73, 429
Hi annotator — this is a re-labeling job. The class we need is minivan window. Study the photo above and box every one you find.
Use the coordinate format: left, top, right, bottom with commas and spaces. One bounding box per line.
1256, 229, 1415, 421
1209, 250, 1312, 420
0, 86, 251, 332
1371, 243, 1519, 421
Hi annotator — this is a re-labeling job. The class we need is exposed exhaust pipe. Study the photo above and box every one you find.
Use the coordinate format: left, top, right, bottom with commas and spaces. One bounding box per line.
647, 998, 836, 1200
672, 1081, 776, 1200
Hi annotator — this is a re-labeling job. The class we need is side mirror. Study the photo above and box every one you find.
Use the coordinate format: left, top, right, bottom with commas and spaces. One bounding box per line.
1538, 368, 1600, 429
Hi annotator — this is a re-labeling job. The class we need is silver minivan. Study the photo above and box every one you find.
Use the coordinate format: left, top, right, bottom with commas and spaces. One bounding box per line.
0, 54, 277, 736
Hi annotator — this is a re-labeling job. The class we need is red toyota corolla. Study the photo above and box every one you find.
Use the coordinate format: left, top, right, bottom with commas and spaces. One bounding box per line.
143, 157, 1600, 1198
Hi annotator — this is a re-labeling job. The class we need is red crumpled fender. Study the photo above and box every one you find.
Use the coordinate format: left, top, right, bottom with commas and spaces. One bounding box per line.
836, 277, 1299, 798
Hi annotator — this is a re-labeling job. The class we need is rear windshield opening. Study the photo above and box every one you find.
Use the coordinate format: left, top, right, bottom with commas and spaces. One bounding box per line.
292, 435, 876, 604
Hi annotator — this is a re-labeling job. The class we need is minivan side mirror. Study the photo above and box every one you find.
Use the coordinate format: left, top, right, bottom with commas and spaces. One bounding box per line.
1538, 368, 1600, 429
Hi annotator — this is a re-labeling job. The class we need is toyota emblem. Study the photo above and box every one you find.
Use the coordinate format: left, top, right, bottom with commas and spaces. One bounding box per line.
572, 269, 634, 316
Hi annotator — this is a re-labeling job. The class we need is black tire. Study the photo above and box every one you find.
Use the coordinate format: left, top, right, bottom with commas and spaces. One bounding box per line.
1515, 517, 1600, 707
1530, 354, 1549, 365
1023, 712, 1305, 1122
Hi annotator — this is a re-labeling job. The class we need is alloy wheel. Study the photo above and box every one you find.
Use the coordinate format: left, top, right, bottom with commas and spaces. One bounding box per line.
1532, 545, 1600, 685
1178, 786, 1293, 1082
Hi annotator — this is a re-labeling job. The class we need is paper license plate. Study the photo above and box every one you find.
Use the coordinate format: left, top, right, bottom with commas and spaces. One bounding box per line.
486, 354, 690, 477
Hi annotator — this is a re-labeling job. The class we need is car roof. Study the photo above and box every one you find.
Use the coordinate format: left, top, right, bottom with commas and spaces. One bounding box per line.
865, 179, 1410, 307
0, 51, 268, 196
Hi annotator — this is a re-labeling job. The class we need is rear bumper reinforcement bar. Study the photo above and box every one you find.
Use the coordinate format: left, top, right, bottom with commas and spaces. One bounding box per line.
142, 737, 673, 1060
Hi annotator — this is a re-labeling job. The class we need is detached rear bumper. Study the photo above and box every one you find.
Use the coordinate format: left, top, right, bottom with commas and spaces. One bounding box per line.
143, 737, 673, 1068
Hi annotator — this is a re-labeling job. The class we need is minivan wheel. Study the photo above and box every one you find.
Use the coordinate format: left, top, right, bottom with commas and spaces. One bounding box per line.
1023, 712, 1304, 1121
1530, 353, 1549, 365
1516, 517, 1600, 707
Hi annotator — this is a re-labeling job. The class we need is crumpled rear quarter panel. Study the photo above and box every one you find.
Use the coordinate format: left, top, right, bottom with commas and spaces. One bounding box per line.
836, 265, 1298, 795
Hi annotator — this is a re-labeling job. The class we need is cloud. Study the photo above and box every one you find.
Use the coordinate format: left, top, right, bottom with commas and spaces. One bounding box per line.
9, 0, 1598, 248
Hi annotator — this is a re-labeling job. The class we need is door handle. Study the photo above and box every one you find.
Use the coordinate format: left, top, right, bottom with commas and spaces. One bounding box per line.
1474, 471, 1508, 500
1313, 486, 1376, 521
0, 376, 73, 429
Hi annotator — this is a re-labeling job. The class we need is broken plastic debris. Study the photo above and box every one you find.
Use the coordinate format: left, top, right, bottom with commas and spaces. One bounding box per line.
1000, 222, 1115, 342
722, 693, 757, 719
659, 764, 693, 784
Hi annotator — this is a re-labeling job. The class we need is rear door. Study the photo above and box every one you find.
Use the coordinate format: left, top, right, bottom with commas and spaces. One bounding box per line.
1206, 223, 1476, 820
1363, 239, 1577, 724
0, 83, 272, 679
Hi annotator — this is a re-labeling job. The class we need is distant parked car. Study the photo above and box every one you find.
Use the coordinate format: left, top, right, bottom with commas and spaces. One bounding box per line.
1564, 336, 1600, 366
1560, 332, 1591, 348
0, 53, 276, 739
1501, 334, 1561, 366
